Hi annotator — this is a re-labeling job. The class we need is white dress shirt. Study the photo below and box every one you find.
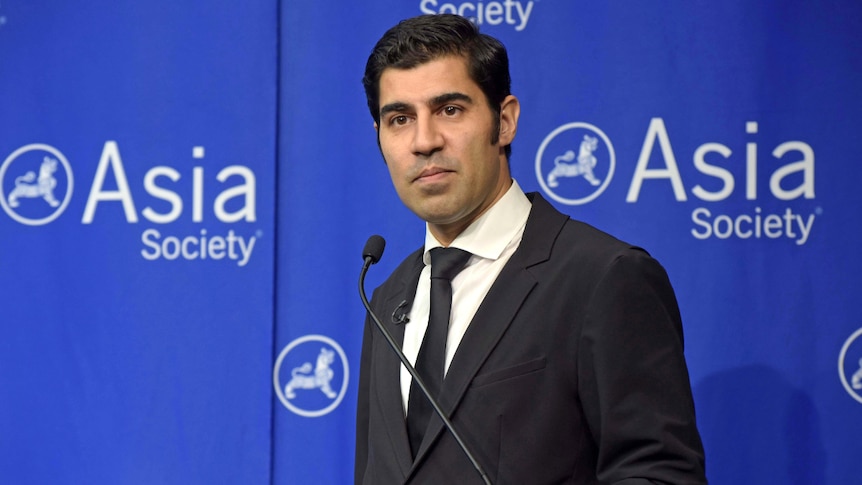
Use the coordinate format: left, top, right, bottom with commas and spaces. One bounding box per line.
400, 179, 532, 413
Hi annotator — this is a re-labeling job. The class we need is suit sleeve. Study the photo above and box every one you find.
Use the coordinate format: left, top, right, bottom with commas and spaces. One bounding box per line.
577, 248, 707, 484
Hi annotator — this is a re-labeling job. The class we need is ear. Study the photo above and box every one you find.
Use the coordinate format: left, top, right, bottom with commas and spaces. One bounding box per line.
497, 95, 520, 147
373, 121, 379, 133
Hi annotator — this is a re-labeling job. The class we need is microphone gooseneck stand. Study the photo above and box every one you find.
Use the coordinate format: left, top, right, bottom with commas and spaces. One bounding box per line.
358, 235, 492, 485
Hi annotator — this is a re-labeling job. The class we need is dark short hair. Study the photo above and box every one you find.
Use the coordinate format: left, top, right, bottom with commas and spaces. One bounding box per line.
363, 14, 513, 158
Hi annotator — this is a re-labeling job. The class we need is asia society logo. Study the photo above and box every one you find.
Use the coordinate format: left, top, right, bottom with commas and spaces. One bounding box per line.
1, 141, 261, 266
273, 335, 349, 417
0, 143, 74, 225
838, 327, 862, 405
535, 118, 818, 245
535, 122, 616, 205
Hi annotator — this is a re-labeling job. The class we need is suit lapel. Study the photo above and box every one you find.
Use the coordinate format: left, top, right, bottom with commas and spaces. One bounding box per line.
410, 193, 570, 469
373, 254, 424, 477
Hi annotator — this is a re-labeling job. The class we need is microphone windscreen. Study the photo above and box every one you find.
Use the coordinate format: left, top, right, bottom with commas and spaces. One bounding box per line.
362, 235, 386, 264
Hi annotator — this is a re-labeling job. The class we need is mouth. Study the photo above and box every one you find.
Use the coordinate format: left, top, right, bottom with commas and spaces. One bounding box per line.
414, 166, 454, 183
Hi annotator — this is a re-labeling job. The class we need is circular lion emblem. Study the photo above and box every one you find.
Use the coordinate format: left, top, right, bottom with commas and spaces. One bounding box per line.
273, 335, 349, 417
0, 143, 74, 225
535, 122, 615, 205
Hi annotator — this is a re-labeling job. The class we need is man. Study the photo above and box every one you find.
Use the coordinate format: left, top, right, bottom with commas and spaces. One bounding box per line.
356, 14, 706, 484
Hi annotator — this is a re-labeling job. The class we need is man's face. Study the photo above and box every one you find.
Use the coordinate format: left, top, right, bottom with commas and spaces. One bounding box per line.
375, 55, 519, 244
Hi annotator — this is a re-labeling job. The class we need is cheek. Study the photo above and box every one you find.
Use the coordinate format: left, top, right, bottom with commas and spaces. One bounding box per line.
379, 137, 404, 168
383, 157, 410, 191
384, 159, 399, 183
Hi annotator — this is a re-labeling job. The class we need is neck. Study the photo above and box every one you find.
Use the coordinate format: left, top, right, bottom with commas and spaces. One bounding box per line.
428, 176, 513, 247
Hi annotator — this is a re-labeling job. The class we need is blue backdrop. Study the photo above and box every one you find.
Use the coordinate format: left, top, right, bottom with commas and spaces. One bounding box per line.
1, 1, 859, 484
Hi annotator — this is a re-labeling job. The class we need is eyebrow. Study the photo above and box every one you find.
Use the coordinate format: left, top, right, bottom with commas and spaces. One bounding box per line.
379, 102, 410, 119
379, 92, 474, 119
430, 92, 474, 107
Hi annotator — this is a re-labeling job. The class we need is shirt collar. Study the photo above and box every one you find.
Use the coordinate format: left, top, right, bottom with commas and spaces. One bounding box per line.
423, 179, 531, 264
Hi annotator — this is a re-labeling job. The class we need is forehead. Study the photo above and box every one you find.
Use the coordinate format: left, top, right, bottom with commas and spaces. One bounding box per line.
378, 55, 481, 105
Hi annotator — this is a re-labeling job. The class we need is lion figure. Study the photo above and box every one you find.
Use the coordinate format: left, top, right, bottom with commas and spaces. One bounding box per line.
546, 135, 601, 188
284, 347, 338, 399
8, 156, 61, 208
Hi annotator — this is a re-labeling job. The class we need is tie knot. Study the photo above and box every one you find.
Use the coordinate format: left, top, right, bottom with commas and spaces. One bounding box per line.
429, 247, 472, 281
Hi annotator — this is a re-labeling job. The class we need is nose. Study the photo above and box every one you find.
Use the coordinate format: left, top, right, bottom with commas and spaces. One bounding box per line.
411, 115, 443, 157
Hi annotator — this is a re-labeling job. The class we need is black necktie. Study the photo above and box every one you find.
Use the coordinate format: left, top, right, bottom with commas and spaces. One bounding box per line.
406, 246, 472, 457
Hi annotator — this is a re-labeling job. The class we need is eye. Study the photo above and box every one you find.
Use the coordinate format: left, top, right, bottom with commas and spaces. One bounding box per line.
442, 106, 460, 116
390, 115, 409, 126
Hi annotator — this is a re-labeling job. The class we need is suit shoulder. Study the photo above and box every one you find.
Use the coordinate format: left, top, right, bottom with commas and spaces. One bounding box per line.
545, 218, 676, 287
559, 218, 646, 259
524, 192, 644, 262
371, 246, 423, 296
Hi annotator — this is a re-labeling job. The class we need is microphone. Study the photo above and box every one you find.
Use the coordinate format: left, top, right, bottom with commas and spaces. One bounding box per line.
362, 234, 386, 264
359, 235, 492, 485
391, 300, 410, 325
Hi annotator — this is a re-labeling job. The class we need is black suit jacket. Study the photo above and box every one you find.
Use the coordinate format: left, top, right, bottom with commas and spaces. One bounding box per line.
356, 193, 706, 484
